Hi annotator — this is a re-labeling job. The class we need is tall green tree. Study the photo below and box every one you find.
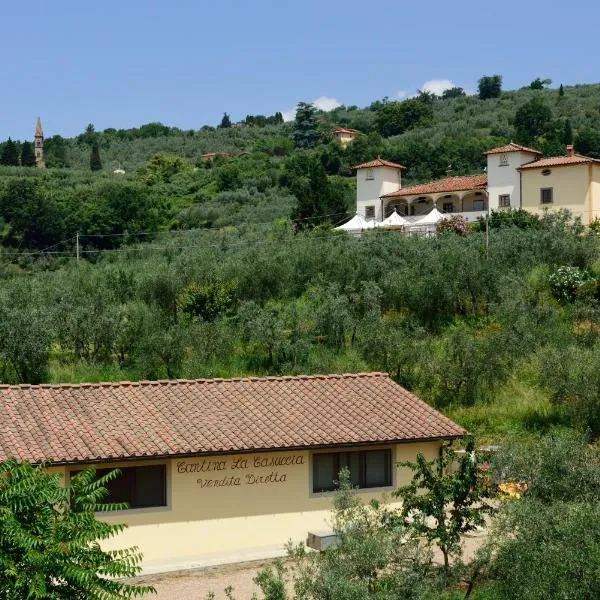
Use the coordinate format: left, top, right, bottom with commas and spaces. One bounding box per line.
0, 138, 19, 166
90, 140, 102, 171
376, 98, 434, 136
575, 127, 600, 158
477, 75, 502, 100
293, 102, 319, 149
563, 118, 573, 144
0, 460, 153, 599
20, 141, 36, 166
559, 83, 565, 97
44, 134, 69, 168
514, 96, 553, 143
219, 112, 232, 128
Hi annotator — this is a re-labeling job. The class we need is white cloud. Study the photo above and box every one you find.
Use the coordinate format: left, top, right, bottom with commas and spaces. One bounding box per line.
396, 90, 409, 100
281, 96, 342, 121
312, 96, 342, 112
420, 79, 457, 96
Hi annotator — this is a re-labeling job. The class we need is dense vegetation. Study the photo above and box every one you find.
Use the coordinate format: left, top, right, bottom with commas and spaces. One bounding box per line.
0, 81, 600, 442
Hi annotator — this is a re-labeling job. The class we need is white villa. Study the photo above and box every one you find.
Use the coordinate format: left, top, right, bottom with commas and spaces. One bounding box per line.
349, 143, 600, 229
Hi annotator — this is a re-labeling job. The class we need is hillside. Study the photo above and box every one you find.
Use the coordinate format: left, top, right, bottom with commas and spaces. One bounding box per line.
0, 83, 599, 441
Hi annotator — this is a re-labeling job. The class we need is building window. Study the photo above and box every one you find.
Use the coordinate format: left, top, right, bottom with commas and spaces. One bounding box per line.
71, 465, 167, 509
540, 188, 553, 204
365, 206, 375, 219
442, 202, 454, 213
499, 154, 509, 167
473, 199, 485, 211
542, 169, 551, 176
499, 194, 511, 208
312, 449, 392, 493
365, 168, 374, 180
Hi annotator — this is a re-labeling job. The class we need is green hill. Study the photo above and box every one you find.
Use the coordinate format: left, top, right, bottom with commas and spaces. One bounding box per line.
0, 82, 599, 441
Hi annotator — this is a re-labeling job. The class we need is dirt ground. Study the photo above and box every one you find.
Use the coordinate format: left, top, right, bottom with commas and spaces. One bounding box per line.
135, 533, 487, 600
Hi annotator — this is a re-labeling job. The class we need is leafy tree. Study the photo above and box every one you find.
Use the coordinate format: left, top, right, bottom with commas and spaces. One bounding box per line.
89, 140, 102, 171
563, 118, 573, 144
293, 102, 319, 149
141, 152, 190, 184
275, 469, 434, 600
441, 87, 466, 99
575, 127, 600, 158
20, 141, 36, 167
0, 178, 65, 248
78, 123, 96, 146
44, 134, 69, 168
394, 439, 495, 573
477, 75, 502, 100
529, 77, 552, 90
0, 138, 19, 166
0, 460, 153, 599
219, 112, 232, 128
514, 96, 553, 143
376, 98, 434, 137
177, 278, 236, 321
486, 434, 600, 600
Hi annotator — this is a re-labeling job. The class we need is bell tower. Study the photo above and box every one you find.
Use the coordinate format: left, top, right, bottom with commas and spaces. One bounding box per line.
34, 117, 45, 168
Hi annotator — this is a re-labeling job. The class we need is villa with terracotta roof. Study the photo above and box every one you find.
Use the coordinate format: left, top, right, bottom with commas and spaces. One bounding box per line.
0, 373, 463, 574
332, 127, 359, 147
351, 142, 600, 226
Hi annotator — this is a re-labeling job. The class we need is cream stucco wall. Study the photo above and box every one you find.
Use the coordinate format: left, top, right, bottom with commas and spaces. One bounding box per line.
592, 165, 600, 222
521, 164, 593, 224
356, 166, 402, 221
60, 442, 442, 572
334, 133, 356, 148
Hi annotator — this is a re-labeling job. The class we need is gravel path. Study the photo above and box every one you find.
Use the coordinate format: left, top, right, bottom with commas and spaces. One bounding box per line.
134, 533, 487, 600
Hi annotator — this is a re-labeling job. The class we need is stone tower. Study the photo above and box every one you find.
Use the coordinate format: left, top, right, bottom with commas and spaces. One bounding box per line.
34, 117, 45, 168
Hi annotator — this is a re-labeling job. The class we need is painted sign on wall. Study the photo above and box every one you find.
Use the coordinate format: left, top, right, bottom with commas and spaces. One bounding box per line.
176, 454, 305, 489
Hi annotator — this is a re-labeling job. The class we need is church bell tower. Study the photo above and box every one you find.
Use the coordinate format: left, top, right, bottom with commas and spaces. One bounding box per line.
34, 117, 45, 168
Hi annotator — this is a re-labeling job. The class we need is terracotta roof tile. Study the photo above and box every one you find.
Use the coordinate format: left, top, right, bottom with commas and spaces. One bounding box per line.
333, 128, 358, 134
0, 374, 463, 465
381, 175, 487, 198
518, 154, 600, 169
353, 158, 407, 170
484, 142, 542, 156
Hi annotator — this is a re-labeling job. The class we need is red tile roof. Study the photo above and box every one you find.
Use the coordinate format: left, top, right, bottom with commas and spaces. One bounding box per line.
518, 154, 600, 170
353, 158, 407, 170
333, 128, 358, 134
484, 142, 542, 156
381, 174, 488, 198
0, 374, 463, 465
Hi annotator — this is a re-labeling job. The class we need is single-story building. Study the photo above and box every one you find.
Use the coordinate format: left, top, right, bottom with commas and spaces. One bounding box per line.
0, 372, 464, 574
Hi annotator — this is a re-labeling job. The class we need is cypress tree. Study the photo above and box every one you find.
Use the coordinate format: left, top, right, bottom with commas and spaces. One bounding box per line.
89, 141, 102, 171
0, 138, 20, 166
563, 119, 574, 145
20, 141, 36, 167
559, 83, 565, 97
219, 113, 232, 128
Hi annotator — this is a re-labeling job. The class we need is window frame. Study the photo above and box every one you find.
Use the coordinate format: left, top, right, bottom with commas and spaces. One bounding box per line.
498, 194, 511, 208
310, 447, 394, 495
365, 205, 376, 219
499, 154, 509, 167
365, 168, 374, 180
442, 202, 454, 214
69, 462, 169, 513
540, 187, 553, 204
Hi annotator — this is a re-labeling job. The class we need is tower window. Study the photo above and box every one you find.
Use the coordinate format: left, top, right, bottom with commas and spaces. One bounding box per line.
499, 194, 511, 208
365, 206, 375, 219
365, 168, 374, 180
499, 154, 509, 167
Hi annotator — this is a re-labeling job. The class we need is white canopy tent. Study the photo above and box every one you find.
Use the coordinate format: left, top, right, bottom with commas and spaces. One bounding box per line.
410, 207, 444, 227
376, 210, 408, 228
335, 214, 377, 233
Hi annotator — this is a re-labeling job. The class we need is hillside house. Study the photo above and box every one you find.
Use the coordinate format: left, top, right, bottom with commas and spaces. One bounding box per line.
333, 128, 359, 147
353, 143, 600, 226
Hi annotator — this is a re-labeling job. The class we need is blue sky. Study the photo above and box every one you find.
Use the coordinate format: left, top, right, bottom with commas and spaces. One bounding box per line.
2, 0, 599, 140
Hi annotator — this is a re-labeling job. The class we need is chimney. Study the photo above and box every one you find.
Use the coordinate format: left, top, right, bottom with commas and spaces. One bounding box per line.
566, 144, 575, 157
